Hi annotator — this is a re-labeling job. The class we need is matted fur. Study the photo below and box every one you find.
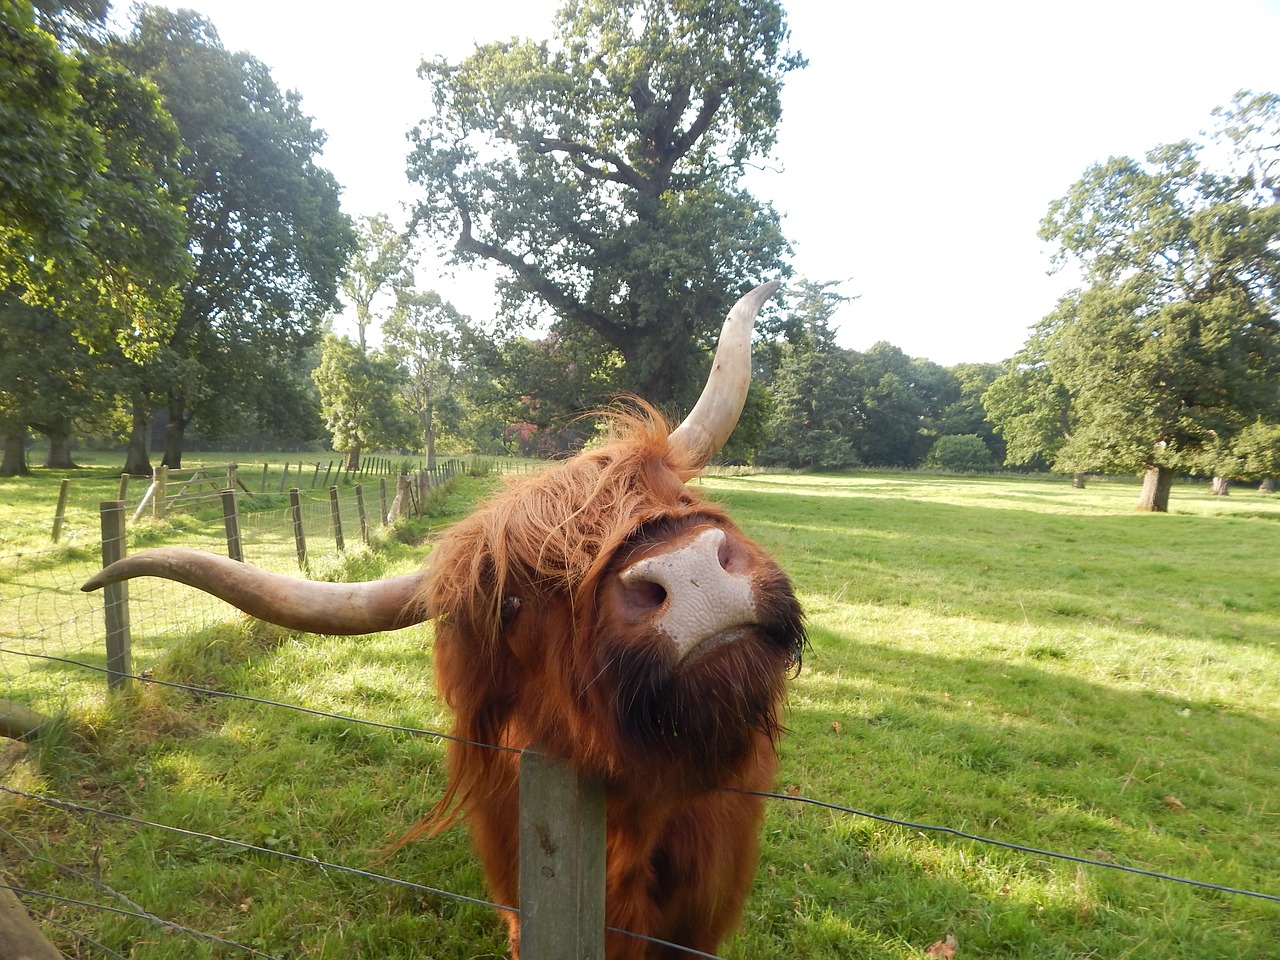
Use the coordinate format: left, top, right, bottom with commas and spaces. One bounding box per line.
404, 403, 805, 958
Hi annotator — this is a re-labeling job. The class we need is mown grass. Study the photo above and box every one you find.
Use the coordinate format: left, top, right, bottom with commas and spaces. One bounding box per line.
2, 468, 1278, 958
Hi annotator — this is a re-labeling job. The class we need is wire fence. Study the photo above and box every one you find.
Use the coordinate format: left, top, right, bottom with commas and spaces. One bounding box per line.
2, 460, 1277, 958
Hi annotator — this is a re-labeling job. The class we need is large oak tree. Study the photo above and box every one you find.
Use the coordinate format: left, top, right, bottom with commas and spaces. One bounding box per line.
407, 0, 802, 411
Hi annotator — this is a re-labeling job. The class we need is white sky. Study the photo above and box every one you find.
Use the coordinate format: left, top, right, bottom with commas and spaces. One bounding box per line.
154, 0, 1280, 366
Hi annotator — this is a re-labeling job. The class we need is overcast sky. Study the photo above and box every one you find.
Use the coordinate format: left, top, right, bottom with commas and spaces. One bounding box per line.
156, 0, 1280, 366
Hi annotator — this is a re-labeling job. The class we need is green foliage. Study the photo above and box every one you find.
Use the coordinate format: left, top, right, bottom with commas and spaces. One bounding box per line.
923, 433, 995, 471
988, 92, 1280, 503
383, 289, 481, 466
344, 214, 416, 352
1, 0, 189, 351
313, 334, 416, 455
761, 333, 860, 471
407, 0, 802, 407
112, 6, 355, 468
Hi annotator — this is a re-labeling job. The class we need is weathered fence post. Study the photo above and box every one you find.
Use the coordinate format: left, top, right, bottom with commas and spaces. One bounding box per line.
260, 463, 269, 493
519, 748, 606, 960
311, 462, 322, 488
0, 699, 48, 739
354, 483, 369, 544
51, 478, 70, 542
379, 477, 389, 526
289, 488, 307, 570
99, 500, 132, 691
0, 885, 65, 960
388, 475, 410, 522
118, 473, 130, 502
152, 465, 168, 519
328, 486, 344, 551
221, 490, 243, 563
278, 462, 291, 494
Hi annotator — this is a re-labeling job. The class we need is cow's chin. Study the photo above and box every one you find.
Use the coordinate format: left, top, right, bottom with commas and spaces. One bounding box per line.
599, 623, 797, 785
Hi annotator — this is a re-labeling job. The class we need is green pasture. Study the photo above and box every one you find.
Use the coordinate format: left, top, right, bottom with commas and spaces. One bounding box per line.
2, 467, 1278, 958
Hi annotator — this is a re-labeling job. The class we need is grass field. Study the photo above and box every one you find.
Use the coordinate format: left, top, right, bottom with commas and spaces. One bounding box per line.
2, 464, 1278, 959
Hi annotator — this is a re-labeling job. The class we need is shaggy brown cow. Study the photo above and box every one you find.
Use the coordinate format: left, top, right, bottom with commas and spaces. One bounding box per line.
84, 281, 805, 958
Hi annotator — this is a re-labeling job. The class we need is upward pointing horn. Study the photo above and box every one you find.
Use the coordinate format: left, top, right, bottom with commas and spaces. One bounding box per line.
667, 280, 781, 467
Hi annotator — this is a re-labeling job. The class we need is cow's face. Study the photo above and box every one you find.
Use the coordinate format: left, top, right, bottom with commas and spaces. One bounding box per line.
588, 502, 805, 775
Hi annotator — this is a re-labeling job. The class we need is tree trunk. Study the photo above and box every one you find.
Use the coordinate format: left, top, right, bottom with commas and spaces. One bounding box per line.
1071, 473, 1086, 489
122, 396, 153, 476
1136, 465, 1175, 512
161, 394, 187, 469
1210, 476, 1229, 496
423, 398, 436, 471
42, 422, 78, 469
345, 438, 362, 472
1260, 477, 1275, 493
0, 430, 29, 477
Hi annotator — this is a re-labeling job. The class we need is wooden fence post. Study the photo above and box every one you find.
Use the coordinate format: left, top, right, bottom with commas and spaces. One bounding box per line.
354, 483, 369, 544
221, 490, 243, 562
152, 465, 168, 519
118, 473, 130, 502
379, 477, 388, 525
388, 475, 410, 522
519, 748, 606, 960
289, 488, 307, 570
328, 486, 344, 551
51, 478, 70, 542
278, 462, 290, 494
260, 463, 269, 493
0, 885, 65, 960
99, 500, 132, 691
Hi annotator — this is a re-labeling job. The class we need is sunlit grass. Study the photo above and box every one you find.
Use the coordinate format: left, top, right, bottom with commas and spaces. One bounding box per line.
3, 468, 1278, 958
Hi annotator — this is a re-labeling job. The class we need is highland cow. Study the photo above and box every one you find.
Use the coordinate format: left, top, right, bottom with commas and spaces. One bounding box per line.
85, 281, 805, 958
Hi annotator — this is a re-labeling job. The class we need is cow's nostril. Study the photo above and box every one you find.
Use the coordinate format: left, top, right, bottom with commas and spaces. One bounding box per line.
624, 578, 667, 611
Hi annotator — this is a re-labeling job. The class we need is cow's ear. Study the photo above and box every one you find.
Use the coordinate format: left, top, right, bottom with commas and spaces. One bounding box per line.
501, 595, 522, 625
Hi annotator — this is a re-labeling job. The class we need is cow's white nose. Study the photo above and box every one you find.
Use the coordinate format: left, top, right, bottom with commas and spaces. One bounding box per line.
619, 528, 757, 660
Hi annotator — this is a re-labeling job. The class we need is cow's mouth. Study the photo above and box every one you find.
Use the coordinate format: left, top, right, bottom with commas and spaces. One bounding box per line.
674, 625, 755, 669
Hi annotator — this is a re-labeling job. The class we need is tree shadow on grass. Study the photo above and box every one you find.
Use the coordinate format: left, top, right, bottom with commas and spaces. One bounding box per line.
749, 636, 1280, 960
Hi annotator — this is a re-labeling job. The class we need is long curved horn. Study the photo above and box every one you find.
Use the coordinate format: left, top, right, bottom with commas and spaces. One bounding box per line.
82, 548, 428, 635
668, 280, 780, 466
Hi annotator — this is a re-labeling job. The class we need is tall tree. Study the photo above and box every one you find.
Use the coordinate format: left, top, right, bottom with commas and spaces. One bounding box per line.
407, 0, 802, 409
760, 282, 860, 470
847, 344, 956, 467
343, 213, 416, 353
113, 7, 354, 473
989, 93, 1280, 511
937, 362, 1005, 464
313, 334, 414, 468
383, 289, 476, 469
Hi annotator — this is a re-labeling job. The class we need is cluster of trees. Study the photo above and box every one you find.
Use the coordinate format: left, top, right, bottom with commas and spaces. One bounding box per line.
2, 2, 352, 475
5, 0, 1277, 514
984, 91, 1280, 510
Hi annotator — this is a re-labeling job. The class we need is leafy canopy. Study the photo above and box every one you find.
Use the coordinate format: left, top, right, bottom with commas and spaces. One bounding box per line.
1, 0, 188, 352
986, 91, 1280, 489
407, 0, 803, 407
